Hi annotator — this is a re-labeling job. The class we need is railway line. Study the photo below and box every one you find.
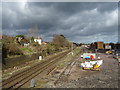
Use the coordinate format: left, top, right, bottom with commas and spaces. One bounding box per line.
54, 52, 80, 85
2, 49, 71, 89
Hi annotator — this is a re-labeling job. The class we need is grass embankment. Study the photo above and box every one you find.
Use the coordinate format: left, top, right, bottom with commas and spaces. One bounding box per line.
20, 47, 34, 55
7, 47, 34, 58
2, 49, 70, 79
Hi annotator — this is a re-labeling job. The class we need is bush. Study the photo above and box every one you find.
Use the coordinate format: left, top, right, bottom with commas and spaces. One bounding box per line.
3, 43, 23, 57
52, 34, 72, 49
20, 47, 33, 55
30, 42, 39, 47
16, 35, 24, 38
2, 35, 15, 44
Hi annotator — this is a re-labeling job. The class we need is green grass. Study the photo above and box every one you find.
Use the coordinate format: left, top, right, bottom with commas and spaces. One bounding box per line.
7, 47, 34, 58
59, 63, 65, 69
8, 55, 22, 58
73, 48, 80, 56
58, 47, 80, 69
2, 72, 11, 78
35, 80, 48, 88
20, 47, 33, 55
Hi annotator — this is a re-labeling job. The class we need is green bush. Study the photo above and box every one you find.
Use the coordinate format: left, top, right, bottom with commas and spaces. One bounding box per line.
20, 47, 33, 55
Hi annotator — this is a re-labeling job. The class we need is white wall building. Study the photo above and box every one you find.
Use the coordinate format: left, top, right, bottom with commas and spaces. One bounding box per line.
105, 45, 111, 49
24, 43, 30, 47
34, 38, 42, 45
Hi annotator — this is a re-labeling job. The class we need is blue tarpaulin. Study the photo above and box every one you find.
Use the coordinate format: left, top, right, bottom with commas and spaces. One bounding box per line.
85, 56, 90, 59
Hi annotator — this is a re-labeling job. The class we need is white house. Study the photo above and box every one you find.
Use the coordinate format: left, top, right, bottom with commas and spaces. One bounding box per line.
24, 43, 30, 47
34, 38, 42, 45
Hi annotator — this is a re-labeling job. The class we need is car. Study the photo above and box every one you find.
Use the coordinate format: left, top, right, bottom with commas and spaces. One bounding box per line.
106, 51, 113, 54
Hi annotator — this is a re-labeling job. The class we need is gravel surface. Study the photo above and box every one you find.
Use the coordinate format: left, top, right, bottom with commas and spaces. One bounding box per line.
44, 53, 119, 88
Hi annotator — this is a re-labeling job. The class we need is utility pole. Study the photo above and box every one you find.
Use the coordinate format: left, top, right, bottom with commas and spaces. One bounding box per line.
71, 42, 73, 55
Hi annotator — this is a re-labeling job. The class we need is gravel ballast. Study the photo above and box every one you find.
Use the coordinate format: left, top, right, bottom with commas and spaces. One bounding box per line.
44, 53, 119, 88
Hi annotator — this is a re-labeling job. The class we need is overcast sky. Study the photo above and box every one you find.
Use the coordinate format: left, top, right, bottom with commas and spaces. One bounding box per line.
2, 2, 118, 43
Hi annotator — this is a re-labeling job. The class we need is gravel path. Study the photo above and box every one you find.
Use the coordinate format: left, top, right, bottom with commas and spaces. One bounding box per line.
44, 53, 119, 88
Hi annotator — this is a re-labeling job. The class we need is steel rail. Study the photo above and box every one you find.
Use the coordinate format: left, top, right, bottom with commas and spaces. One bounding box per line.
2, 49, 71, 89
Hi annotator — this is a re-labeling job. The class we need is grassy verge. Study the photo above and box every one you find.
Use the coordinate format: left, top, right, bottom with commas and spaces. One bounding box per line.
20, 47, 34, 55
58, 47, 80, 69
8, 55, 22, 58
2, 72, 11, 79
35, 80, 49, 88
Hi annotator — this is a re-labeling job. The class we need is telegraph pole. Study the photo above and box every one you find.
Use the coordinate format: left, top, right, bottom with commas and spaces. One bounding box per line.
71, 42, 73, 55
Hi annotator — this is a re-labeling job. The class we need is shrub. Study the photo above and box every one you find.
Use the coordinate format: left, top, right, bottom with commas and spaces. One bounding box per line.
2, 35, 14, 44
30, 42, 39, 47
3, 43, 23, 57
52, 34, 72, 49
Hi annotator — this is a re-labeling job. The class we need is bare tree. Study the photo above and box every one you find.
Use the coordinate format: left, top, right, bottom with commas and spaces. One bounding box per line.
27, 25, 39, 38
52, 34, 71, 49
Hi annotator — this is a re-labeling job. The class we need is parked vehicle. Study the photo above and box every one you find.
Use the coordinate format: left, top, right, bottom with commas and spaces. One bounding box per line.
106, 50, 113, 54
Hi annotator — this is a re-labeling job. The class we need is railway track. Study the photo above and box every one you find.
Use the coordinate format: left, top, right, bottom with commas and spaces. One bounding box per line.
54, 52, 80, 85
2, 49, 71, 89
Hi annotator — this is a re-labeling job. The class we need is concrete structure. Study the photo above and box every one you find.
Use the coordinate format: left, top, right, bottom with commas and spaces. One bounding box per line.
104, 43, 111, 49
95, 42, 104, 49
23, 43, 30, 47
90, 42, 104, 50
39, 56, 42, 60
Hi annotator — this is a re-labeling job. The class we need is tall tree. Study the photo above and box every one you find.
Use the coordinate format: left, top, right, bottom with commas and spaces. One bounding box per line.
52, 34, 71, 49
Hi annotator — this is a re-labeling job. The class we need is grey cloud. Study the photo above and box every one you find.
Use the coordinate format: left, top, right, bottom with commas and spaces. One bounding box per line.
2, 2, 118, 43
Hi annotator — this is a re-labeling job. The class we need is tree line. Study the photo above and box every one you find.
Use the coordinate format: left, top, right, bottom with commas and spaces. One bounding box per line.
2, 34, 72, 60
